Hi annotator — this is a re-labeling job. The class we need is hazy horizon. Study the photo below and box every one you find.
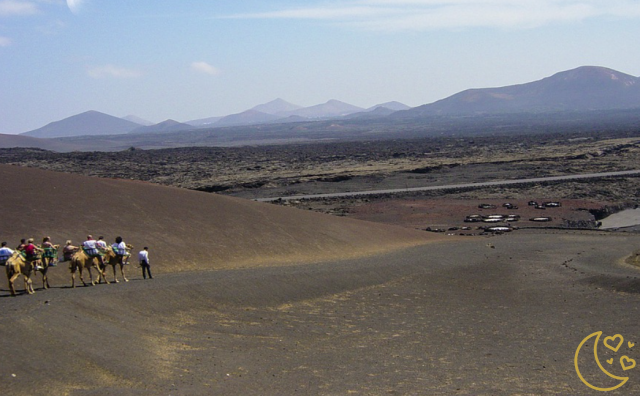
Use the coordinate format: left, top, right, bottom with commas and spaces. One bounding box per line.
3, 1, 640, 134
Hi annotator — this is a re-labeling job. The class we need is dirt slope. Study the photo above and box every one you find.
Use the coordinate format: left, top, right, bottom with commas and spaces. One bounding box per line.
0, 164, 437, 276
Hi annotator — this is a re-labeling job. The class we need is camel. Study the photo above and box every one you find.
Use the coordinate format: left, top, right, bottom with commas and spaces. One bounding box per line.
5, 252, 36, 296
102, 244, 133, 283
37, 244, 60, 290
69, 249, 108, 288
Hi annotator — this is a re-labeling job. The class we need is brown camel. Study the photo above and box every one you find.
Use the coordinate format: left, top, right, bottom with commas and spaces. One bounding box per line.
5, 252, 36, 296
69, 249, 108, 288
37, 244, 60, 289
103, 244, 133, 283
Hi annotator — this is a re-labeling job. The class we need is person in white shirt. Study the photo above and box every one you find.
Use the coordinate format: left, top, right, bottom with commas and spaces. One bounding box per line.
96, 236, 108, 250
138, 247, 152, 279
112, 236, 131, 265
83, 235, 105, 267
0, 242, 14, 265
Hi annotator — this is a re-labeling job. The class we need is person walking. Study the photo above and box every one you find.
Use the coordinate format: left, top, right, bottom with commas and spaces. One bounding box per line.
138, 247, 152, 279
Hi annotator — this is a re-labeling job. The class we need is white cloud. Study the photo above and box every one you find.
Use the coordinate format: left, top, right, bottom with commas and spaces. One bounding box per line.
87, 64, 142, 79
225, 0, 640, 31
0, 0, 38, 16
190, 61, 221, 76
66, 0, 85, 15
0, 36, 11, 46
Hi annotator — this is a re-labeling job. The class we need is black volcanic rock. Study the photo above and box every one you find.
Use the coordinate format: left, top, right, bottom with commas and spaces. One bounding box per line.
22, 110, 141, 138
397, 66, 640, 118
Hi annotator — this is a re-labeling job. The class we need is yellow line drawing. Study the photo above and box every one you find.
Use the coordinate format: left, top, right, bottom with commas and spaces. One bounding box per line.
575, 331, 629, 392
621, 356, 636, 371
604, 334, 624, 352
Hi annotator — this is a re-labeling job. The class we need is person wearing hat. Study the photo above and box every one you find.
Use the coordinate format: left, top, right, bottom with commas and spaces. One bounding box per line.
138, 246, 152, 279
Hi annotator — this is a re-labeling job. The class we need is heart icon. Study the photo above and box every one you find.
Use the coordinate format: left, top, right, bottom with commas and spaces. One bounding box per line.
629, 342, 635, 348
607, 358, 613, 364
604, 334, 624, 352
620, 356, 636, 371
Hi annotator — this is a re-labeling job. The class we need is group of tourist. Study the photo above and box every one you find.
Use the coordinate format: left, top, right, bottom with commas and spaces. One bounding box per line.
0, 235, 153, 280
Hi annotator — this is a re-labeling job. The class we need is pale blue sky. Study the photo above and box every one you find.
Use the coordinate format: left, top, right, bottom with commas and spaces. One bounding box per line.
2, 0, 640, 133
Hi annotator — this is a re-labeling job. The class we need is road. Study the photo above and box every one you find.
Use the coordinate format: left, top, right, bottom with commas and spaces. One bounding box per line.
256, 169, 640, 201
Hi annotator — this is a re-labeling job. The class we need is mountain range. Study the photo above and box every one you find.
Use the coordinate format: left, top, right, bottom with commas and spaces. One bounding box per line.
14, 66, 640, 140
20, 99, 406, 138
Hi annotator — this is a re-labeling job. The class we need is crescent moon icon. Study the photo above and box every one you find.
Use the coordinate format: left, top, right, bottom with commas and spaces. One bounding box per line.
575, 331, 629, 391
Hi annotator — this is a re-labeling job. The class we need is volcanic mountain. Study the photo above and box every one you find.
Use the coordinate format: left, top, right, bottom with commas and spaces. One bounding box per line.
279, 99, 365, 119
397, 66, 640, 117
252, 98, 303, 115
215, 109, 285, 127
129, 119, 194, 134
366, 101, 411, 112
0, 164, 433, 275
21, 110, 141, 138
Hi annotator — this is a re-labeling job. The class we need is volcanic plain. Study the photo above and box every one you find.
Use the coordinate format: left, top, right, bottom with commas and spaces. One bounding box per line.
1, 130, 640, 395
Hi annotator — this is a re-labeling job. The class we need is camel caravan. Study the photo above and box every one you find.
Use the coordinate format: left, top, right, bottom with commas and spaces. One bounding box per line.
0, 235, 133, 297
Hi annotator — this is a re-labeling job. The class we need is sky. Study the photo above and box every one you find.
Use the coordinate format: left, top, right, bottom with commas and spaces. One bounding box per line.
2, 0, 640, 133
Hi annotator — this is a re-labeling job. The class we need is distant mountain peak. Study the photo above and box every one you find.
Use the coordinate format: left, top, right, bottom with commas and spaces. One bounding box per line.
22, 110, 140, 138
215, 109, 283, 127
252, 98, 302, 115
277, 100, 364, 119
551, 65, 637, 86
366, 101, 411, 112
398, 65, 640, 117
129, 119, 193, 134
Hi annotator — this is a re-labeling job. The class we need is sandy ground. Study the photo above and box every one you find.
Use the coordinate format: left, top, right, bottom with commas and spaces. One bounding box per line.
601, 208, 640, 229
0, 164, 435, 278
2, 230, 640, 395
346, 198, 605, 231
3, 164, 640, 395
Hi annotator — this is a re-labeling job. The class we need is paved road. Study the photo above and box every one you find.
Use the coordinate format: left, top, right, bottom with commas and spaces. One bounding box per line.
256, 169, 640, 201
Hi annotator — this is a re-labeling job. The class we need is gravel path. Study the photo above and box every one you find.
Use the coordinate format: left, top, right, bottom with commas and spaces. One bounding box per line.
2, 230, 640, 395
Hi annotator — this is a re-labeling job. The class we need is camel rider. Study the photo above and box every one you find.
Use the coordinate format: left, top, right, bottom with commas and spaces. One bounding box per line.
83, 235, 105, 267
24, 238, 43, 270
63, 240, 79, 262
16, 238, 26, 252
112, 236, 131, 265
96, 236, 108, 251
0, 242, 14, 266
42, 236, 58, 267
